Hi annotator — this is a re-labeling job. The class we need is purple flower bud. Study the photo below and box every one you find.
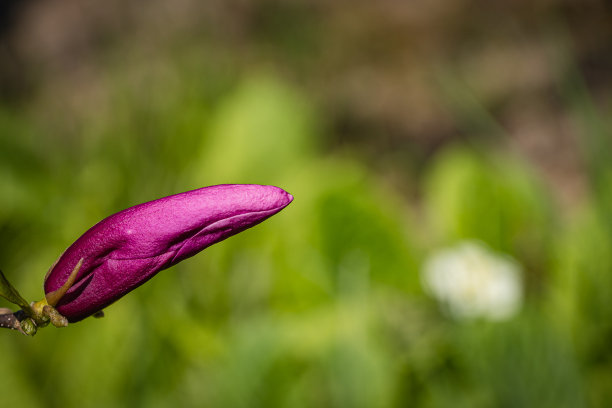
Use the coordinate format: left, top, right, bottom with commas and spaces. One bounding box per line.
44, 184, 293, 322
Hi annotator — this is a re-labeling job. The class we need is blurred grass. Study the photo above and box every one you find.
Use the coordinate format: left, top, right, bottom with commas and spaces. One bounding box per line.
0, 5, 611, 407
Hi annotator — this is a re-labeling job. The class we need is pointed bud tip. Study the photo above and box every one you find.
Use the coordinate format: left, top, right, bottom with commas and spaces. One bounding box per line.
277, 188, 293, 207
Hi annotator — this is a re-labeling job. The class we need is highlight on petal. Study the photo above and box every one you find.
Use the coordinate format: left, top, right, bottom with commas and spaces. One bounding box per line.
43, 184, 293, 322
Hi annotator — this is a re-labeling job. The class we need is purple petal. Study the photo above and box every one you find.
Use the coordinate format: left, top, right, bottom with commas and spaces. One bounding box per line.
44, 184, 293, 322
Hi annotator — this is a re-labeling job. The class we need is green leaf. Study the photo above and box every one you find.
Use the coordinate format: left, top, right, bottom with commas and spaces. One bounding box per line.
0, 270, 32, 312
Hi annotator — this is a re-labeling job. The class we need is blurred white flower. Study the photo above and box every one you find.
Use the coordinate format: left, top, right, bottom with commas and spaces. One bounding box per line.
421, 241, 523, 321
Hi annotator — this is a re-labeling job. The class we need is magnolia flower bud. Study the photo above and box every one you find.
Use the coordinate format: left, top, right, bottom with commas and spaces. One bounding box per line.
43, 184, 293, 322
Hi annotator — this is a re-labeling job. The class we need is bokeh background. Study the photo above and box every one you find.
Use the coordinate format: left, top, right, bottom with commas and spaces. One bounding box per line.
1, 1, 611, 407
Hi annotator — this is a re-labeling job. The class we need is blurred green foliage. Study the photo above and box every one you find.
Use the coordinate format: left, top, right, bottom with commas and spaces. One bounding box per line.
0, 53, 611, 408
423, 147, 553, 256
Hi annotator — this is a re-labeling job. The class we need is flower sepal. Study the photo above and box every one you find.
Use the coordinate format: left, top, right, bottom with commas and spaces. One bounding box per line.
0, 265, 75, 336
